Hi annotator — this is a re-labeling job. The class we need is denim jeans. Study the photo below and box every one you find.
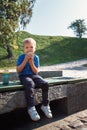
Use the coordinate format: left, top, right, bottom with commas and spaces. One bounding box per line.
19, 74, 49, 108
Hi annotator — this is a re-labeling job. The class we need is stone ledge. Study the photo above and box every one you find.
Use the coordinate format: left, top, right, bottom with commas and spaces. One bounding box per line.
0, 77, 87, 114
0, 84, 67, 114
0, 77, 87, 93
0, 79, 87, 115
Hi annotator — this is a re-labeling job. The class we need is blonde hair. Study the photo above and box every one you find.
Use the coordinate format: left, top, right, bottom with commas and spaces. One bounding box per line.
23, 38, 36, 47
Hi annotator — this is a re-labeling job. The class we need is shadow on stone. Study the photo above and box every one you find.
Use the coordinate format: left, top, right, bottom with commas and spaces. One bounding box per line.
0, 100, 67, 130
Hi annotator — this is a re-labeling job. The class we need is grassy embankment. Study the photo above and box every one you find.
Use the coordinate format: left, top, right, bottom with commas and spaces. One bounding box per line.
0, 31, 87, 68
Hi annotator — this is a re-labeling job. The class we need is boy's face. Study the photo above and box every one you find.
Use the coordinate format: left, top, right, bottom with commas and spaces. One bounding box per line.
23, 42, 36, 54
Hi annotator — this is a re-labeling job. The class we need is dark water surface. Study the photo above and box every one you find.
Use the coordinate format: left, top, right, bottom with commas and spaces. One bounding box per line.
0, 100, 66, 130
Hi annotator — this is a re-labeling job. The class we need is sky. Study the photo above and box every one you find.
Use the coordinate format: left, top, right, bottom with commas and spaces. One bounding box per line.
24, 0, 87, 37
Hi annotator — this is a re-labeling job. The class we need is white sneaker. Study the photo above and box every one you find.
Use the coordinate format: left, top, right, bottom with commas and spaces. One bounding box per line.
28, 106, 40, 121
41, 105, 53, 118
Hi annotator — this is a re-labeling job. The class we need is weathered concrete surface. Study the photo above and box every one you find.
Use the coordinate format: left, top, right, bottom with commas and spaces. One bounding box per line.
67, 81, 87, 115
0, 80, 87, 115
0, 84, 67, 114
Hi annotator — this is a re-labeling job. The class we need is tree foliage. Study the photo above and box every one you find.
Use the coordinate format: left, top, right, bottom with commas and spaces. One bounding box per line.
68, 19, 87, 38
0, 0, 36, 58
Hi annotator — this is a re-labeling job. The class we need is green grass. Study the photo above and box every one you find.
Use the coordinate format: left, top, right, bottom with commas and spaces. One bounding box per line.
0, 31, 87, 68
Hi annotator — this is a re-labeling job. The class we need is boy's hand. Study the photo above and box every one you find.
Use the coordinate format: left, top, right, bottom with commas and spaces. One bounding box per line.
24, 54, 30, 62
28, 52, 34, 60
24, 52, 34, 62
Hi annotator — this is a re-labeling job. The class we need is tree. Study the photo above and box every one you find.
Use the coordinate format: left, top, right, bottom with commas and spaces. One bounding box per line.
0, 0, 36, 58
68, 19, 87, 38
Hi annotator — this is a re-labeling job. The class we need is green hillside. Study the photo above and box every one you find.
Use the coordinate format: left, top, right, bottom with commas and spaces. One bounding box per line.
0, 31, 87, 68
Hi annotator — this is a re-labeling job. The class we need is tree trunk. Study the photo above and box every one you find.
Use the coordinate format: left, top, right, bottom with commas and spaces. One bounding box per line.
6, 45, 13, 59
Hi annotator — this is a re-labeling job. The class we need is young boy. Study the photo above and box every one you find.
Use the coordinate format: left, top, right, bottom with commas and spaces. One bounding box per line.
16, 38, 52, 121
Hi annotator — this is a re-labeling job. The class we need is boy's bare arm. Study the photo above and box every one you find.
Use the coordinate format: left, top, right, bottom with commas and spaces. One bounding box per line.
16, 55, 29, 73
29, 59, 38, 74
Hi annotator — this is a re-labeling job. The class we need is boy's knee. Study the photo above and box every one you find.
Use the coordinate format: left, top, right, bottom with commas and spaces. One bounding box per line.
26, 78, 35, 87
42, 82, 49, 91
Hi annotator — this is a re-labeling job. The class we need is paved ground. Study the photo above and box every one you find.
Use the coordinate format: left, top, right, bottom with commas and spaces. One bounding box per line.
34, 109, 87, 130
39, 59, 87, 78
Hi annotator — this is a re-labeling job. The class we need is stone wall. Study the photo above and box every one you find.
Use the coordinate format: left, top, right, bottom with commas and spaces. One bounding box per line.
0, 81, 87, 115
0, 84, 67, 114
67, 81, 87, 114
